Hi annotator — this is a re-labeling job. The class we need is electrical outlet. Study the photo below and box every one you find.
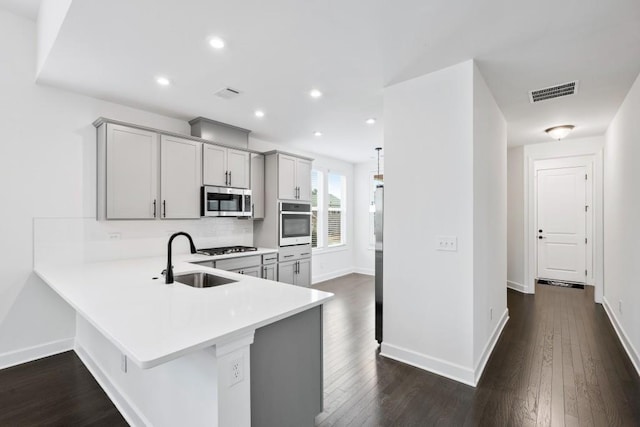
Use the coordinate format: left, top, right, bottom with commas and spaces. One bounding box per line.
229, 357, 243, 386
108, 232, 121, 240
436, 236, 457, 252
120, 354, 127, 373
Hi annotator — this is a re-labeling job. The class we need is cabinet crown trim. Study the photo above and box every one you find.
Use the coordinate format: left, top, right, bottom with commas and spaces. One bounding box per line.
93, 117, 262, 155
263, 150, 314, 162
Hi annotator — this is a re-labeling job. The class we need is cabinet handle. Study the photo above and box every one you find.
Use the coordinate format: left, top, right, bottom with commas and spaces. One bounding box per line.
301, 253, 310, 256
225, 171, 228, 186
263, 266, 267, 278
252, 203, 255, 218
283, 255, 294, 258
228, 171, 232, 186
162, 200, 166, 218
153, 199, 157, 218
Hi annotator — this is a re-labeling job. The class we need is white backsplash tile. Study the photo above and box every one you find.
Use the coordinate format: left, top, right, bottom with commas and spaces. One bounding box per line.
34, 217, 253, 268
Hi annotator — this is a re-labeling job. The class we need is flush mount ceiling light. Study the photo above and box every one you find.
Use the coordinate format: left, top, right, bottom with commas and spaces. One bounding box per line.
254, 110, 265, 118
209, 37, 226, 49
313, 131, 323, 137
156, 76, 171, 86
366, 118, 376, 125
309, 89, 323, 98
545, 125, 575, 141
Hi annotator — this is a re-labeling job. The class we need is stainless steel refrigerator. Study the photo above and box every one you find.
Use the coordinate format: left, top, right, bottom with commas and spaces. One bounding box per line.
374, 185, 384, 344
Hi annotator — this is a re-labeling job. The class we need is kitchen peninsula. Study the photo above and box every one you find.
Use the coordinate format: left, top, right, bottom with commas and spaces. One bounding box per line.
35, 251, 333, 427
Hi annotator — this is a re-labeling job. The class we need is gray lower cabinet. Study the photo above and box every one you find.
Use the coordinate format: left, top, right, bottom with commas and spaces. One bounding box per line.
262, 264, 277, 280
251, 305, 323, 427
231, 265, 261, 277
278, 261, 296, 285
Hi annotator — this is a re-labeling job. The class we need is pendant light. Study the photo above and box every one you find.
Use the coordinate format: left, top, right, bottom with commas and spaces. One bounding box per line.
374, 147, 383, 182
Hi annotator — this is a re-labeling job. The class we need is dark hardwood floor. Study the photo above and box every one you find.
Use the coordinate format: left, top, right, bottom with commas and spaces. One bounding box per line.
0, 350, 127, 426
313, 274, 640, 426
1, 274, 638, 426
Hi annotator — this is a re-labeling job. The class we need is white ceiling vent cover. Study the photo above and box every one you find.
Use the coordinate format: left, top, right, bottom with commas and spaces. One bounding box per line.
529, 81, 579, 103
214, 87, 242, 100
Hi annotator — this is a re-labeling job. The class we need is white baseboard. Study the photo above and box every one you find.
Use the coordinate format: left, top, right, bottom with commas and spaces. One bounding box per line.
380, 342, 476, 387
353, 267, 374, 276
507, 280, 526, 293
474, 308, 509, 384
312, 267, 355, 285
74, 345, 148, 427
602, 297, 640, 378
0, 337, 74, 370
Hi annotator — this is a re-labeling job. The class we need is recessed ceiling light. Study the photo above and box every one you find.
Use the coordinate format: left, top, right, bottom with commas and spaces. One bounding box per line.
156, 77, 171, 86
366, 118, 376, 125
209, 37, 226, 49
254, 110, 265, 118
310, 89, 323, 98
313, 131, 323, 137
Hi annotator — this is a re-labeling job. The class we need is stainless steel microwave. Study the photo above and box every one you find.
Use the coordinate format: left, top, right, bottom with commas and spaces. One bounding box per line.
279, 202, 312, 246
201, 186, 252, 217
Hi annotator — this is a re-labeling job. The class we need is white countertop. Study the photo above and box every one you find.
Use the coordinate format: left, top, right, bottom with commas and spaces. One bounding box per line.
35, 250, 332, 369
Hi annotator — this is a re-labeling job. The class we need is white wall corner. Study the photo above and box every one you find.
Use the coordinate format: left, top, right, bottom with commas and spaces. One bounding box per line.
380, 342, 476, 387
0, 337, 74, 370
506, 280, 526, 293
312, 267, 355, 285
473, 308, 509, 385
353, 267, 374, 276
36, 0, 73, 76
602, 297, 640, 378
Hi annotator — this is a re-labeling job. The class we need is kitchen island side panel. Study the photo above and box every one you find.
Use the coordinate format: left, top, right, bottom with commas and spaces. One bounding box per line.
250, 305, 323, 427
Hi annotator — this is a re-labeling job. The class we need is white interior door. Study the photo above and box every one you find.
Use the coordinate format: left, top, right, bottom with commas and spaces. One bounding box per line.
536, 166, 586, 283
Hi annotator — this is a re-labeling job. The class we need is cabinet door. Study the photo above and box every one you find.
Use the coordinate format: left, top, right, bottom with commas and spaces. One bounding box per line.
106, 124, 158, 219
160, 135, 202, 219
227, 149, 250, 189
278, 154, 297, 200
263, 264, 277, 281
296, 159, 312, 201
202, 144, 227, 186
278, 261, 296, 285
250, 154, 265, 219
295, 259, 312, 287
241, 266, 262, 278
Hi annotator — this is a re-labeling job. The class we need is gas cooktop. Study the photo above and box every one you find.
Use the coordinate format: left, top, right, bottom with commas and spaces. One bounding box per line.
197, 246, 258, 256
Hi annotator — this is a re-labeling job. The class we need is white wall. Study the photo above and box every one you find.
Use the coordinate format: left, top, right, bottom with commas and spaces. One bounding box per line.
472, 64, 508, 377
0, 10, 354, 368
507, 146, 525, 290
353, 159, 380, 275
603, 71, 640, 375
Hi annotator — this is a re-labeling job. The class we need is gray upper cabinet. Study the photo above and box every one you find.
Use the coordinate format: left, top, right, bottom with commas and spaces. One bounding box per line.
203, 145, 250, 189
278, 154, 312, 201
100, 124, 159, 220
97, 122, 202, 220
251, 153, 265, 219
160, 135, 202, 219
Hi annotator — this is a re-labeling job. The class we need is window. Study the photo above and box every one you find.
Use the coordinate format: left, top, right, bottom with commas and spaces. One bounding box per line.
311, 170, 323, 248
312, 169, 347, 250
327, 173, 346, 246
369, 171, 383, 246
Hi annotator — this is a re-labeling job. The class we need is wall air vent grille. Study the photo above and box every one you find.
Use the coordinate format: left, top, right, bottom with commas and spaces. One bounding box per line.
214, 87, 242, 100
529, 81, 579, 103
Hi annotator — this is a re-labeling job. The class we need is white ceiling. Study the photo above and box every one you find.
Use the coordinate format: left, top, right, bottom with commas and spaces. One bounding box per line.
0, 0, 39, 20
9, 0, 640, 162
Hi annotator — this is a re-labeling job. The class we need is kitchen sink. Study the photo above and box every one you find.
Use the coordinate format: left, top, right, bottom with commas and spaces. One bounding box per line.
174, 272, 237, 288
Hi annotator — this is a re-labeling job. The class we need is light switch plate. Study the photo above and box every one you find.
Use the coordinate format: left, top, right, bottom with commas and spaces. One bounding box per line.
436, 236, 457, 252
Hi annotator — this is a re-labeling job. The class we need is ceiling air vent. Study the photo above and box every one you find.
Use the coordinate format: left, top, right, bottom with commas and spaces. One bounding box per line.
528, 80, 579, 103
214, 87, 242, 100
